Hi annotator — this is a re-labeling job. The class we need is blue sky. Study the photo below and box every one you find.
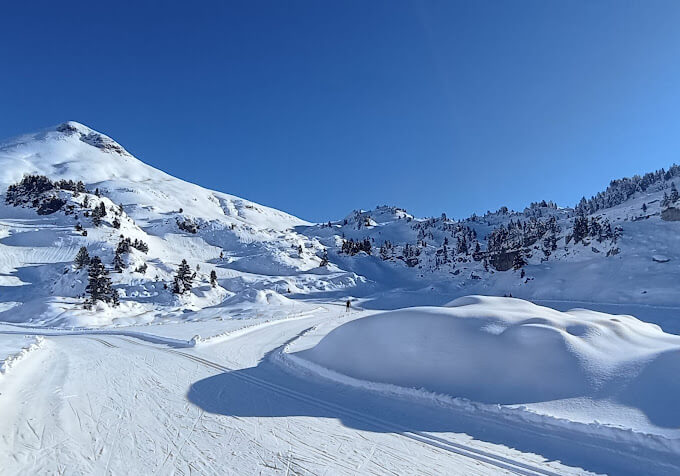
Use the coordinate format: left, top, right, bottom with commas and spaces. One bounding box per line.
2, 1, 680, 221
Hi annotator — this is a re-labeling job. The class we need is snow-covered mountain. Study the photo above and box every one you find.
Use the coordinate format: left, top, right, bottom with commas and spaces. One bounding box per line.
0, 122, 358, 326
2, 121, 680, 328
301, 174, 680, 317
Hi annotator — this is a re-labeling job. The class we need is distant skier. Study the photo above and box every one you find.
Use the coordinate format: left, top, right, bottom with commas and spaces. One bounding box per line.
345, 299, 351, 312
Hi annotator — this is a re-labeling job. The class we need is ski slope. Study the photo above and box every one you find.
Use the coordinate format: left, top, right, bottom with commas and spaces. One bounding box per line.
0, 307, 628, 475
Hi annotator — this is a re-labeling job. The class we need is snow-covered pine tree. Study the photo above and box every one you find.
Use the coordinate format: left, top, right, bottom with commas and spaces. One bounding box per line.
210, 270, 218, 287
172, 259, 193, 294
319, 249, 329, 267
74, 246, 90, 269
85, 256, 118, 308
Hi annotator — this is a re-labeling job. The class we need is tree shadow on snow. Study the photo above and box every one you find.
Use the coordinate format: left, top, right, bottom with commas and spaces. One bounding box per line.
187, 356, 680, 476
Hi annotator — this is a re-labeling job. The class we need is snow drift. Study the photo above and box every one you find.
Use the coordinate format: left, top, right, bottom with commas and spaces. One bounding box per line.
297, 296, 680, 432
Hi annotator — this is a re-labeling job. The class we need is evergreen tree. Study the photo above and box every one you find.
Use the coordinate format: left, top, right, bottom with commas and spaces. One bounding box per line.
91, 205, 103, 227
73, 246, 90, 269
513, 250, 527, 270
319, 249, 329, 267
671, 182, 679, 203
210, 269, 218, 287
172, 259, 193, 294
113, 251, 125, 272
85, 256, 118, 308
572, 214, 589, 243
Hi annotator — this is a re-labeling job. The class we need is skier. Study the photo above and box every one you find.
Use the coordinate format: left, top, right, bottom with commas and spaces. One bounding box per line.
345, 299, 351, 312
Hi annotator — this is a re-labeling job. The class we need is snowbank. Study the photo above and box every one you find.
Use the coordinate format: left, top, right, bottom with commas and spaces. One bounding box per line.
0, 335, 44, 375
294, 296, 680, 436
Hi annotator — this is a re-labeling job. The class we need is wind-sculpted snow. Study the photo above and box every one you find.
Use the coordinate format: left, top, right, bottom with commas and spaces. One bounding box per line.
295, 296, 680, 438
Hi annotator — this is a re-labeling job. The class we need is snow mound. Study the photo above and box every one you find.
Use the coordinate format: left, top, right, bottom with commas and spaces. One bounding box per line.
298, 297, 680, 417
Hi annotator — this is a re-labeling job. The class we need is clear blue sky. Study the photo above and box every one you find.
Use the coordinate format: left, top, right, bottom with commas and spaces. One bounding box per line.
2, 1, 680, 221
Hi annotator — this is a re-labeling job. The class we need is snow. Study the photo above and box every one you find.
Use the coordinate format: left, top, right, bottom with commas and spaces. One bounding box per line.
2, 121, 680, 473
292, 296, 680, 443
0, 122, 357, 327
0, 334, 44, 375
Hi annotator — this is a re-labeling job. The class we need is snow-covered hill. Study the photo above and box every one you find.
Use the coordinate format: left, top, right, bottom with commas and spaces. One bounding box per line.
0, 122, 358, 326
300, 175, 680, 323
2, 121, 680, 329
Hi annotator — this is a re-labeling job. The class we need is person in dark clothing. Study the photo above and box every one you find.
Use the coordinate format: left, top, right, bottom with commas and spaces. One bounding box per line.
346, 299, 351, 312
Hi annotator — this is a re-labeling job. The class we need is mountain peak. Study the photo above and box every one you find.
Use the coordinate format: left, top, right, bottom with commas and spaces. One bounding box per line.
55, 121, 96, 135
55, 121, 130, 156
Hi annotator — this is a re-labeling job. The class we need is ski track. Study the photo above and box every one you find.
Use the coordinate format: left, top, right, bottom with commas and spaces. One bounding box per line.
0, 313, 588, 475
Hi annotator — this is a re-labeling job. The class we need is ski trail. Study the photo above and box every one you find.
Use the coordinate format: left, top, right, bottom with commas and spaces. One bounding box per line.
114, 335, 556, 476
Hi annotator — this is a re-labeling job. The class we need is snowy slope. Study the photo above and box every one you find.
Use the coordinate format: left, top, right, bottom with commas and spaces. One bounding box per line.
284, 297, 680, 460
299, 180, 680, 333
2, 121, 680, 330
0, 122, 358, 326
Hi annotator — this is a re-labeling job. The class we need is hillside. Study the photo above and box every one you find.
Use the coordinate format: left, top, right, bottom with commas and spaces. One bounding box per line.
0, 122, 358, 326
1, 121, 680, 329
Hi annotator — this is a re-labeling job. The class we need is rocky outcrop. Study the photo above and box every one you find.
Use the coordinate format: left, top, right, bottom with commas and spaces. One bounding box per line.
661, 207, 680, 221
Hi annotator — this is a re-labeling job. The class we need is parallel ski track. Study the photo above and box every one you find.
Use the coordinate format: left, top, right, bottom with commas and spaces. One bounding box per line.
115, 336, 559, 476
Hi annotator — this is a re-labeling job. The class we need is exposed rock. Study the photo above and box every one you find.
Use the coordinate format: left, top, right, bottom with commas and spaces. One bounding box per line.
661, 207, 680, 221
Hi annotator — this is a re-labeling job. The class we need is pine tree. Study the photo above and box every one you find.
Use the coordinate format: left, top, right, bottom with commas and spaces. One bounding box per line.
74, 246, 90, 269
319, 249, 329, 267
513, 250, 527, 270
91, 205, 103, 227
572, 214, 589, 243
172, 259, 193, 294
671, 182, 679, 203
113, 251, 125, 272
210, 270, 218, 287
85, 256, 118, 308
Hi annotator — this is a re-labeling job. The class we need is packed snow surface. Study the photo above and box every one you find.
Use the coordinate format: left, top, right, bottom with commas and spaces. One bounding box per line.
299, 296, 680, 436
